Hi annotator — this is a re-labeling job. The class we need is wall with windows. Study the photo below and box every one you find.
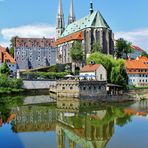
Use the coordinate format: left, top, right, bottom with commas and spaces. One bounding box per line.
128, 73, 148, 86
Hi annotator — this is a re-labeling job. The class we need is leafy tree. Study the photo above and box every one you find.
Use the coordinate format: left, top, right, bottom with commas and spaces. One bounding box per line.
92, 42, 101, 53
115, 38, 132, 59
0, 62, 10, 75
9, 37, 16, 58
141, 52, 148, 58
87, 52, 128, 87
70, 41, 83, 62
9, 47, 14, 58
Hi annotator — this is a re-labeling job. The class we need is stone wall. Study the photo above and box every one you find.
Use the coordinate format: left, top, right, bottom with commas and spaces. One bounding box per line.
79, 81, 107, 99
55, 80, 107, 99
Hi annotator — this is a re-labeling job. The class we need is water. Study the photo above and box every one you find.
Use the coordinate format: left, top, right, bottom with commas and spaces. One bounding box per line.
0, 95, 148, 148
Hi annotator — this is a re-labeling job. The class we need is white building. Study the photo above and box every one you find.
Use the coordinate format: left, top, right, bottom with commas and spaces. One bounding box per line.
125, 56, 148, 87
80, 64, 107, 81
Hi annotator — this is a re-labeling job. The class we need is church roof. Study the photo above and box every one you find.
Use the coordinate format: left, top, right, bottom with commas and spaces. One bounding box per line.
55, 31, 83, 45
60, 11, 110, 38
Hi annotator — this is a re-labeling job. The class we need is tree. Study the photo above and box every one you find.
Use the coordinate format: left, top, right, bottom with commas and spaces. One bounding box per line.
87, 52, 128, 87
92, 42, 101, 53
0, 62, 10, 75
115, 38, 132, 59
141, 52, 148, 58
70, 41, 84, 73
70, 41, 83, 62
8, 37, 17, 58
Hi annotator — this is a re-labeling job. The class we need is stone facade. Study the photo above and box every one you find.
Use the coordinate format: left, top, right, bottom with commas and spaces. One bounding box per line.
14, 37, 56, 70
55, 80, 107, 99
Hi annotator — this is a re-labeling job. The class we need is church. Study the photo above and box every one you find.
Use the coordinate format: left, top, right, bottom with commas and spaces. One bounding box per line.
55, 0, 114, 64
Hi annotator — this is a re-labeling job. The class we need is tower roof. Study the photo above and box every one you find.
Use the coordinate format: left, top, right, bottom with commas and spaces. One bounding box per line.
69, 0, 75, 17
60, 11, 110, 38
58, 0, 63, 15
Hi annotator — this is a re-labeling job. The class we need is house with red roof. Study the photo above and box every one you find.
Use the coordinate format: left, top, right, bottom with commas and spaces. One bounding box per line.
125, 56, 148, 86
80, 63, 107, 81
0, 45, 17, 74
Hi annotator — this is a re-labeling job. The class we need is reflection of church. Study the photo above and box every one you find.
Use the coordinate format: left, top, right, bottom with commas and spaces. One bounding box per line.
56, 99, 115, 148
55, 0, 114, 64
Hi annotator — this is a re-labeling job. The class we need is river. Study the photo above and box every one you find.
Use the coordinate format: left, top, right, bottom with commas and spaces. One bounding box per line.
0, 95, 148, 148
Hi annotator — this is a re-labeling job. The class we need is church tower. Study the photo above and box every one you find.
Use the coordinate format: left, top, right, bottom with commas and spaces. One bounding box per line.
90, 0, 94, 14
56, 0, 65, 39
68, 0, 76, 24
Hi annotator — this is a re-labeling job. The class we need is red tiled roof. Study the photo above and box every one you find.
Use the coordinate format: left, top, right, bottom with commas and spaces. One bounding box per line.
15, 37, 56, 48
0, 46, 16, 64
55, 31, 83, 45
80, 64, 101, 72
131, 45, 145, 52
125, 56, 148, 72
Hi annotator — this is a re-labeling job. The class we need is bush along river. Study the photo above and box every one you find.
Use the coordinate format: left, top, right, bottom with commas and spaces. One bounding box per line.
0, 95, 148, 148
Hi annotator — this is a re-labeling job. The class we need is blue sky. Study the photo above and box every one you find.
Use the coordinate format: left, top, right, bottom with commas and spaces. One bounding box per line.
0, 0, 148, 51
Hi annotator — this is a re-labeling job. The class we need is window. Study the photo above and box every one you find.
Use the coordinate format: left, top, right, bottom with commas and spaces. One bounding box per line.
62, 87, 65, 90
100, 74, 103, 80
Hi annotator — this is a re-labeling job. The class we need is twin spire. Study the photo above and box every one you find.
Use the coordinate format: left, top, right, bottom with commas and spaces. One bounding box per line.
56, 0, 94, 38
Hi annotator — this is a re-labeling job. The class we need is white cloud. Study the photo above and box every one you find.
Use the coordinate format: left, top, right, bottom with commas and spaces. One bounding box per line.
0, 24, 56, 47
1, 24, 55, 40
115, 28, 148, 51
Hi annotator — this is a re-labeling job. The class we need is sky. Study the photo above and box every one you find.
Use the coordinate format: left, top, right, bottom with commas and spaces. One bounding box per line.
0, 0, 148, 51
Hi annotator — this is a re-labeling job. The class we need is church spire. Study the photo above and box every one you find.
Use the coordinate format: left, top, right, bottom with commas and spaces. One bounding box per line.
90, 0, 94, 15
68, 0, 76, 24
56, 0, 65, 39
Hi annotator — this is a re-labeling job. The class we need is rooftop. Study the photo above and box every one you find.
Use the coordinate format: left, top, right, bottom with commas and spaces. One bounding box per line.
0, 46, 16, 64
80, 64, 101, 72
15, 37, 56, 48
125, 56, 148, 71
131, 45, 145, 53
60, 11, 110, 38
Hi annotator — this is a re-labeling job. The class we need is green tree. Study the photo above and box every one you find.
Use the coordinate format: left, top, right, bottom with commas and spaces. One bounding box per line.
87, 52, 128, 87
9, 47, 14, 58
115, 38, 132, 59
70, 41, 83, 62
70, 41, 83, 73
0, 62, 10, 75
9, 37, 16, 58
92, 42, 101, 53
141, 52, 148, 58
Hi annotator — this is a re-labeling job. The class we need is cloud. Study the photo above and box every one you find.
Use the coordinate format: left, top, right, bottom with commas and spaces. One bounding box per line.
1, 24, 55, 40
115, 28, 148, 51
0, 24, 56, 47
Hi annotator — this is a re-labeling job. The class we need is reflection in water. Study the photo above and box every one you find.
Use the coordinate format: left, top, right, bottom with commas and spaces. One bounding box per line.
0, 96, 148, 148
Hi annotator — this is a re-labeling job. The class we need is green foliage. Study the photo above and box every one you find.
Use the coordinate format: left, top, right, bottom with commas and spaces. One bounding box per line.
115, 38, 132, 59
92, 42, 101, 53
0, 62, 10, 75
9, 47, 14, 58
22, 71, 69, 80
87, 52, 128, 87
0, 74, 23, 94
70, 41, 83, 62
141, 52, 148, 58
